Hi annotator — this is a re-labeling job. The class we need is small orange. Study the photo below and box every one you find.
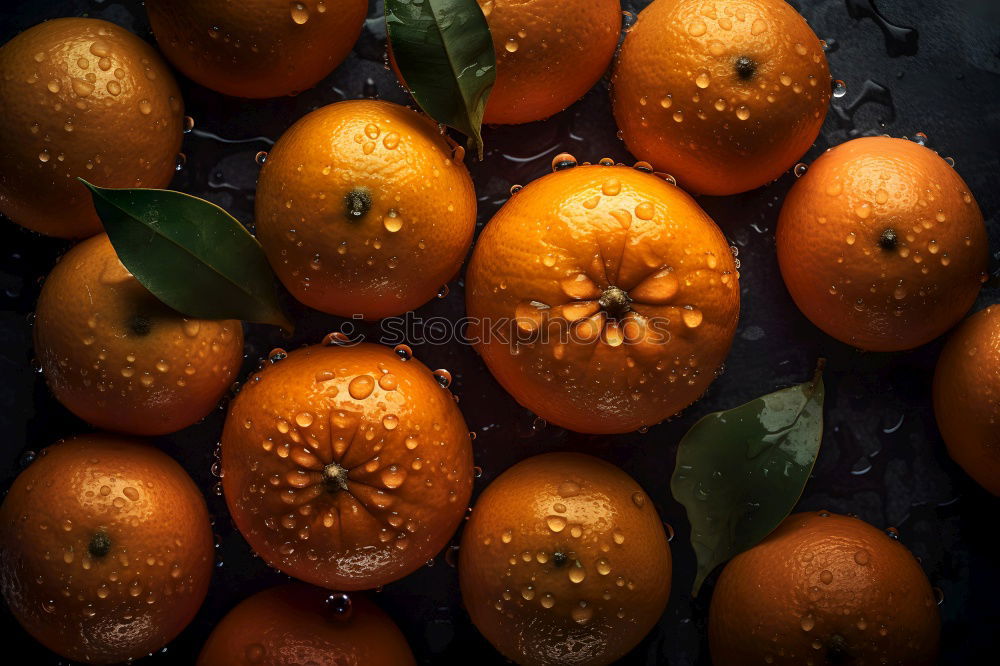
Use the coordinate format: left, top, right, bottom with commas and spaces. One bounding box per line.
709, 510, 940, 665
33, 234, 244, 435
459, 452, 672, 666
776, 137, 988, 351
465, 162, 740, 434
933, 304, 1000, 495
0, 433, 214, 664
146, 0, 367, 99
221, 342, 474, 590
196, 584, 416, 666
612, 0, 830, 195
477, 0, 621, 124
255, 99, 477, 320
0, 18, 184, 237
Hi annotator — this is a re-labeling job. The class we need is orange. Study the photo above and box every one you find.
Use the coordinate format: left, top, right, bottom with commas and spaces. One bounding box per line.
221, 342, 474, 590
465, 162, 740, 434
0, 433, 214, 664
933, 304, 1000, 495
776, 137, 988, 351
611, 0, 830, 195
709, 510, 940, 665
459, 452, 672, 666
477, 0, 621, 124
197, 583, 415, 666
33, 233, 244, 435
146, 0, 367, 99
255, 99, 477, 320
0, 18, 183, 238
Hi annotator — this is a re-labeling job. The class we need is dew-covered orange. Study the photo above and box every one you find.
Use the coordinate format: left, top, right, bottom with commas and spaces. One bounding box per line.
0, 434, 214, 664
709, 511, 940, 665
254, 100, 477, 320
933, 305, 1000, 495
776, 137, 988, 351
146, 0, 367, 99
0, 18, 183, 238
465, 163, 739, 434
612, 0, 830, 195
476, 0, 621, 124
221, 342, 474, 590
197, 584, 416, 666
33, 234, 244, 436
460, 452, 672, 666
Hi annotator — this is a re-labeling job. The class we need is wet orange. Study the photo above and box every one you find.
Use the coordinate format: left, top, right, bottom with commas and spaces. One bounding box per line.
477, 0, 621, 124
33, 234, 244, 435
612, 0, 830, 195
255, 99, 477, 320
776, 137, 988, 351
709, 510, 940, 665
0, 18, 183, 238
221, 342, 474, 590
0, 433, 214, 664
465, 163, 740, 434
460, 452, 672, 666
147, 0, 367, 99
933, 305, 1000, 495
197, 583, 416, 666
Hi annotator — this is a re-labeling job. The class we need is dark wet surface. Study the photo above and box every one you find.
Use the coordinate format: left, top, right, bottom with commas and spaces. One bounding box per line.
1, 0, 999, 663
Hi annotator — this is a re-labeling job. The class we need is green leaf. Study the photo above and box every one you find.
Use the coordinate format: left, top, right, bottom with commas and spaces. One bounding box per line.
81, 180, 293, 332
670, 364, 825, 596
386, 0, 496, 159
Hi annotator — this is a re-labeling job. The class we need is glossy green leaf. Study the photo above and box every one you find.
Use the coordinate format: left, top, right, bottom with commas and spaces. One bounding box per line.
386, 0, 496, 158
670, 365, 825, 595
81, 180, 293, 332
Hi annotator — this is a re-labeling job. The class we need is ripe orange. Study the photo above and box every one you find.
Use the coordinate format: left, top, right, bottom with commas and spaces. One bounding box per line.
33, 233, 244, 435
612, 0, 830, 195
197, 583, 415, 665
477, 0, 621, 124
146, 0, 367, 99
255, 99, 477, 320
0, 18, 184, 238
776, 137, 988, 351
933, 304, 1000, 495
459, 452, 672, 666
465, 162, 740, 434
709, 510, 940, 665
0, 433, 214, 664
221, 342, 474, 590
198, 583, 417, 666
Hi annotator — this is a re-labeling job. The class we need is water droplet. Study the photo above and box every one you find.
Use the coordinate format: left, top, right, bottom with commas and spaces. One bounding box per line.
325, 592, 352, 617
735, 106, 751, 121
290, 2, 310, 24
551, 152, 578, 171
794, 163, 808, 177
854, 548, 871, 565
348, 375, 375, 399
268, 348, 287, 363
138, 99, 152, 115
568, 562, 586, 583
432, 369, 452, 388
509, 184, 523, 196
505, 38, 519, 53
383, 209, 402, 232
393, 344, 412, 360
183, 116, 195, 133
255, 151, 268, 166
546, 516, 567, 533
695, 72, 711, 88
631, 492, 645, 507
682, 306, 703, 328
832, 79, 847, 98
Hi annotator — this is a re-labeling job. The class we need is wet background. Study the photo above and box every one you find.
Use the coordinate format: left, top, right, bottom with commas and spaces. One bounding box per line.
2, 0, 999, 663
